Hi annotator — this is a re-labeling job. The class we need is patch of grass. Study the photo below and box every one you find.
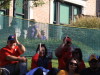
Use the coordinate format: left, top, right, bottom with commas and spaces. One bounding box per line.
27, 58, 58, 71
52, 59, 58, 68
85, 62, 89, 68
51, 59, 90, 68
27, 57, 32, 71
27, 58, 89, 71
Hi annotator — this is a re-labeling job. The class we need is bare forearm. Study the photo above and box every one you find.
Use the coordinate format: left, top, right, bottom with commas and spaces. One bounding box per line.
15, 33, 26, 54
55, 43, 65, 57
6, 55, 20, 61
17, 43, 26, 54
6, 55, 27, 62
36, 29, 42, 39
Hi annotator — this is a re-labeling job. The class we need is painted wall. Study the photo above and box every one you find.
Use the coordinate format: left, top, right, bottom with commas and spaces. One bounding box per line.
32, 0, 50, 23
83, 0, 96, 16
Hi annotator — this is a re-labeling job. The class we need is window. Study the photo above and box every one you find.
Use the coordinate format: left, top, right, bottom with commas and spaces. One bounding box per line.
53, 1, 82, 25
13, 0, 28, 30
60, 3, 70, 24
14, 0, 24, 18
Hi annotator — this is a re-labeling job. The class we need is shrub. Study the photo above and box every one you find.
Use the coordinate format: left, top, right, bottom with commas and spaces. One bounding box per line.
71, 16, 100, 29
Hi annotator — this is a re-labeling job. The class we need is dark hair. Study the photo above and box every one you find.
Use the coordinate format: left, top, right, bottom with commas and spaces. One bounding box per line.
36, 44, 47, 57
72, 48, 83, 61
47, 68, 59, 75
66, 58, 79, 73
63, 37, 71, 42
34, 68, 43, 75
98, 56, 100, 62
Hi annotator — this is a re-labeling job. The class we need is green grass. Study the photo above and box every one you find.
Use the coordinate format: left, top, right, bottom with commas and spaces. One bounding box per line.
27, 58, 32, 70
52, 59, 58, 68
27, 58, 89, 71
27, 58, 58, 70
85, 62, 89, 68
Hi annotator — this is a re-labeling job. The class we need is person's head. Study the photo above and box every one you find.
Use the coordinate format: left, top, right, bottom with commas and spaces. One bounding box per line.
29, 19, 36, 26
41, 30, 45, 35
88, 54, 98, 69
63, 36, 72, 47
7, 35, 16, 49
36, 44, 47, 57
72, 48, 83, 61
66, 58, 79, 73
47, 68, 59, 75
98, 56, 100, 68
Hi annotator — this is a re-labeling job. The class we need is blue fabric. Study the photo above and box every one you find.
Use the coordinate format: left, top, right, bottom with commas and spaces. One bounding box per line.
41, 35, 46, 40
18, 62, 27, 75
26, 67, 49, 75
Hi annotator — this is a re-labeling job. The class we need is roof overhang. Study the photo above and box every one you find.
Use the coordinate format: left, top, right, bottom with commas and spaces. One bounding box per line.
63, 0, 86, 6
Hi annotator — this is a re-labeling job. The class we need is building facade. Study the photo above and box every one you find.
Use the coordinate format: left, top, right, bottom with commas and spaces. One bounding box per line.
0, 0, 98, 29
27, 0, 97, 24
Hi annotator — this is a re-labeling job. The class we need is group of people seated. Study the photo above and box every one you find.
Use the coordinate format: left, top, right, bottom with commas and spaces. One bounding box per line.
0, 34, 100, 75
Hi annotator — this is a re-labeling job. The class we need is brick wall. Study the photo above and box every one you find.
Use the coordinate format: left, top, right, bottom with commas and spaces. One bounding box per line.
33, 0, 50, 23
84, 0, 96, 16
